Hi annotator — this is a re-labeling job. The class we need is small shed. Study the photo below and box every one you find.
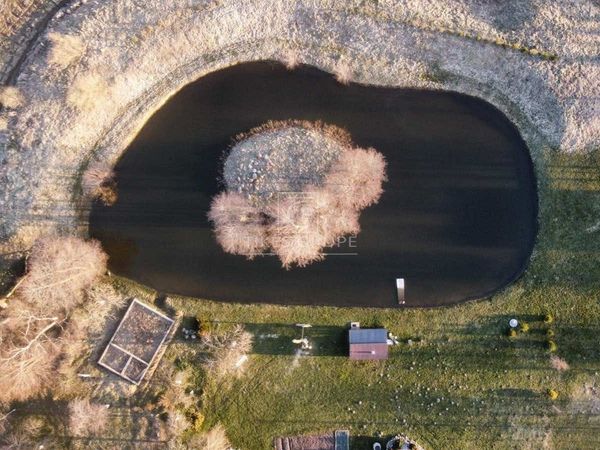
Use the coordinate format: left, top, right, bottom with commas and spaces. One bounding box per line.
348, 327, 388, 360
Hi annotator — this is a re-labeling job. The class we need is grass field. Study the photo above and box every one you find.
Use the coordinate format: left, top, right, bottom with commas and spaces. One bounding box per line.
109, 148, 600, 449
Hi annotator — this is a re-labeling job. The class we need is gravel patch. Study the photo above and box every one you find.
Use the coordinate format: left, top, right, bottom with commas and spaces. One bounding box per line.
224, 123, 344, 204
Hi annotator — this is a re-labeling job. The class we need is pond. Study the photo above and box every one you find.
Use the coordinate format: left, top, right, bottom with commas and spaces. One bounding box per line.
89, 62, 537, 308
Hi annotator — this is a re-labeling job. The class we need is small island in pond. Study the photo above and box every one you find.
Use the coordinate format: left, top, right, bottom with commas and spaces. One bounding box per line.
208, 120, 387, 268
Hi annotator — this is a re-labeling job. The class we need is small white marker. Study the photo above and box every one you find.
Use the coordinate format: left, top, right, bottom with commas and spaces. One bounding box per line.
396, 278, 405, 304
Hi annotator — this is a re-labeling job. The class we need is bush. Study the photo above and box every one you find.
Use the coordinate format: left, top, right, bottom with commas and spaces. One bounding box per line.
0, 86, 23, 109
547, 389, 559, 400
187, 424, 231, 450
547, 340, 558, 352
543, 313, 554, 324
82, 161, 118, 206
47, 32, 85, 69
68, 399, 109, 436
506, 328, 517, 337
519, 322, 530, 332
546, 329, 555, 338
191, 411, 205, 432
550, 355, 569, 371
196, 317, 213, 338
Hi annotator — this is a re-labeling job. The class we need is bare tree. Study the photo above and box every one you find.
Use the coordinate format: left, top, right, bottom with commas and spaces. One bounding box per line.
0, 300, 60, 404
82, 161, 118, 206
198, 325, 253, 378
68, 398, 109, 436
325, 147, 387, 209
208, 192, 267, 257
18, 236, 108, 313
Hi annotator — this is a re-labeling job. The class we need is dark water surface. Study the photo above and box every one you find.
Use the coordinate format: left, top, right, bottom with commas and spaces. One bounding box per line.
90, 62, 537, 308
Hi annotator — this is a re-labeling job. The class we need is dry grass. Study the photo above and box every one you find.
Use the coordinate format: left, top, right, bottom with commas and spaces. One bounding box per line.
67, 72, 109, 113
68, 398, 109, 436
187, 424, 231, 450
0, 86, 23, 109
47, 32, 85, 69
79, 282, 126, 335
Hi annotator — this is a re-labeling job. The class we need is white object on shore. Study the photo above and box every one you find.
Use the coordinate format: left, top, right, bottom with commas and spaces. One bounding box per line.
509, 319, 519, 328
396, 278, 405, 304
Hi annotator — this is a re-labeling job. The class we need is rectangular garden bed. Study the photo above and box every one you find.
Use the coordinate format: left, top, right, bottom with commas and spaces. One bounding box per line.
98, 298, 174, 384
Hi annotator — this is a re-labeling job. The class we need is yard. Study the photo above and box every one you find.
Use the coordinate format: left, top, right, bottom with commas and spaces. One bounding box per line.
111, 149, 600, 449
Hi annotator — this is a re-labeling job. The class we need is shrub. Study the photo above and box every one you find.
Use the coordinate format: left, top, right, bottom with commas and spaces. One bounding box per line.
0, 86, 23, 109
547, 389, 559, 400
325, 147, 387, 210
282, 49, 300, 70
506, 328, 517, 337
196, 317, 214, 337
192, 411, 205, 432
82, 161, 118, 206
550, 355, 569, 371
47, 32, 85, 69
187, 424, 231, 450
519, 322, 530, 332
547, 340, 558, 352
543, 313, 554, 324
546, 329, 555, 338
68, 399, 109, 436
67, 71, 109, 112
334, 60, 352, 85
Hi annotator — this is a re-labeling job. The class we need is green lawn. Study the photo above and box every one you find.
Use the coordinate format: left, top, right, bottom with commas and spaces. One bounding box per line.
116, 149, 600, 449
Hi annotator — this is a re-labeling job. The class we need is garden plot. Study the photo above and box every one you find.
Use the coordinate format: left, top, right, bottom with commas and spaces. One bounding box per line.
98, 298, 174, 384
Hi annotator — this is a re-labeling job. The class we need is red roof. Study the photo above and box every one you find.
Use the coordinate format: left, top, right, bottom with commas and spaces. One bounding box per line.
349, 343, 388, 360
